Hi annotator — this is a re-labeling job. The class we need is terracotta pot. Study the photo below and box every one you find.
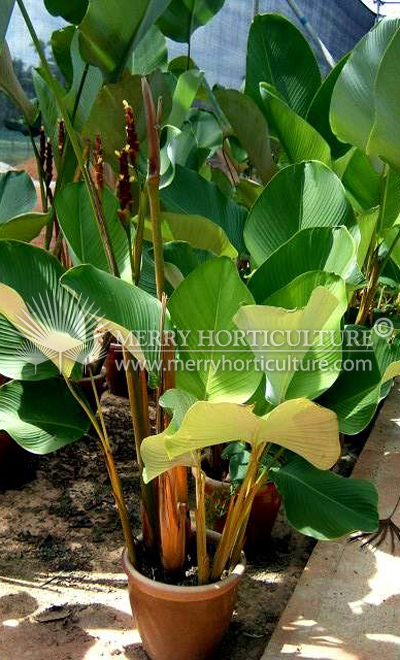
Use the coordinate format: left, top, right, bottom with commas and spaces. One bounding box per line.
205, 476, 281, 552
123, 531, 246, 660
105, 343, 128, 397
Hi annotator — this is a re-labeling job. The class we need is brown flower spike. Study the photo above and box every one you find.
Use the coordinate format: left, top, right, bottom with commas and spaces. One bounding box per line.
117, 147, 133, 225
123, 100, 140, 166
93, 134, 104, 192
57, 119, 65, 157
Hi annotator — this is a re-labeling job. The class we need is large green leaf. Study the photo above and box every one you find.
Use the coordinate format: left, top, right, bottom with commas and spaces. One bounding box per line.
141, 398, 340, 483
129, 25, 167, 75
162, 241, 213, 288
0, 1, 15, 49
83, 70, 173, 165
44, 0, 88, 24
54, 182, 131, 280
355, 208, 379, 269
0, 241, 97, 378
260, 84, 331, 166
330, 19, 400, 171
160, 164, 247, 254
0, 211, 51, 242
64, 31, 103, 131
215, 89, 274, 184
244, 161, 355, 266
234, 286, 347, 404
334, 148, 380, 211
157, 0, 225, 43
270, 453, 378, 540
318, 325, 381, 435
0, 171, 36, 221
168, 257, 261, 402
306, 54, 350, 159
168, 69, 203, 129
0, 379, 90, 454
0, 42, 36, 124
78, 0, 172, 81
245, 13, 321, 118
248, 227, 358, 303
51, 26, 75, 87
61, 264, 168, 376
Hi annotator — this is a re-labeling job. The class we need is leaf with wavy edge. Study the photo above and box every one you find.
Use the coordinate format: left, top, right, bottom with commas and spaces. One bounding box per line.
234, 286, 347, 404
141, 397, 340, 483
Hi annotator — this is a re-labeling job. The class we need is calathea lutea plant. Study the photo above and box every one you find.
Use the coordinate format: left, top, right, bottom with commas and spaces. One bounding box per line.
1, 0, 398, 586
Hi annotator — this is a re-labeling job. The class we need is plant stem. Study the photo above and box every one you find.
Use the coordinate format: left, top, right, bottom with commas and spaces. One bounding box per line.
356, 165, 390, 325
157, 331, 189, 573
16, 0, 118, 277
194, 463, 209, 585
122, 348, 158, 551
211, 443, 262, 580
63, 374, 136, 565
141, 77, 164, 300
134, 190, 147, 286
26, 124, 47, 212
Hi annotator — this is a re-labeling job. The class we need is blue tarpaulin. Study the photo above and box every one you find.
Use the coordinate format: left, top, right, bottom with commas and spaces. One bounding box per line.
168, 0, 376, 87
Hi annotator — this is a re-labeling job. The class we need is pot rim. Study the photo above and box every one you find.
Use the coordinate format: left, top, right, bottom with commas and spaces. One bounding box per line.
123, 531, 246, 599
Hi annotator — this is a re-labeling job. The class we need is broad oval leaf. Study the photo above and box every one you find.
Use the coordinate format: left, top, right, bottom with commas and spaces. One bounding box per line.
0, 211, 51, 242
318, 325, 381, 435
78, 0, 172, 81
244, 161, 355, 265
0, 378, 90, 454
61, 264, 168, 376
330, 18, 400, 171
271, 453, 378, 540
0, 241, 102, 378
306, 54, 350, 159
248, 226, 358, 303
168, 257, 262, 402
157, 0, 225, 43
160, 164, 247, 254
83, 70, 173, 166
245, 13, 321, 118
44, 0, 88, 24
260, 84, 331, 166
215, 88, 274, 184
0, 171, 36, 221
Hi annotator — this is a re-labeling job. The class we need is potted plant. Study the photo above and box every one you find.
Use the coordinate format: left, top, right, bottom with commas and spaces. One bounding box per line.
1, 3, 399, 658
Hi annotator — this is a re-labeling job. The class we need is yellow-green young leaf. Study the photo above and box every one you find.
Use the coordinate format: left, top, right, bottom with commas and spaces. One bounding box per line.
141, 425, 196, 483
140, 212, 237, 258
141, 388, 198, 483
141, 398, 339, 482
163, 398, 339, 470
234, 286, 347, 404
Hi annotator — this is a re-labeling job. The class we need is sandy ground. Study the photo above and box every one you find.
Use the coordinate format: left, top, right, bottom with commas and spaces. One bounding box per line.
0, 392, 315, 660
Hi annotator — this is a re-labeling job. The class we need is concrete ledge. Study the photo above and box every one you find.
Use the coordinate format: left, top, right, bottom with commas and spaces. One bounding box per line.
262, 383, 400, 660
